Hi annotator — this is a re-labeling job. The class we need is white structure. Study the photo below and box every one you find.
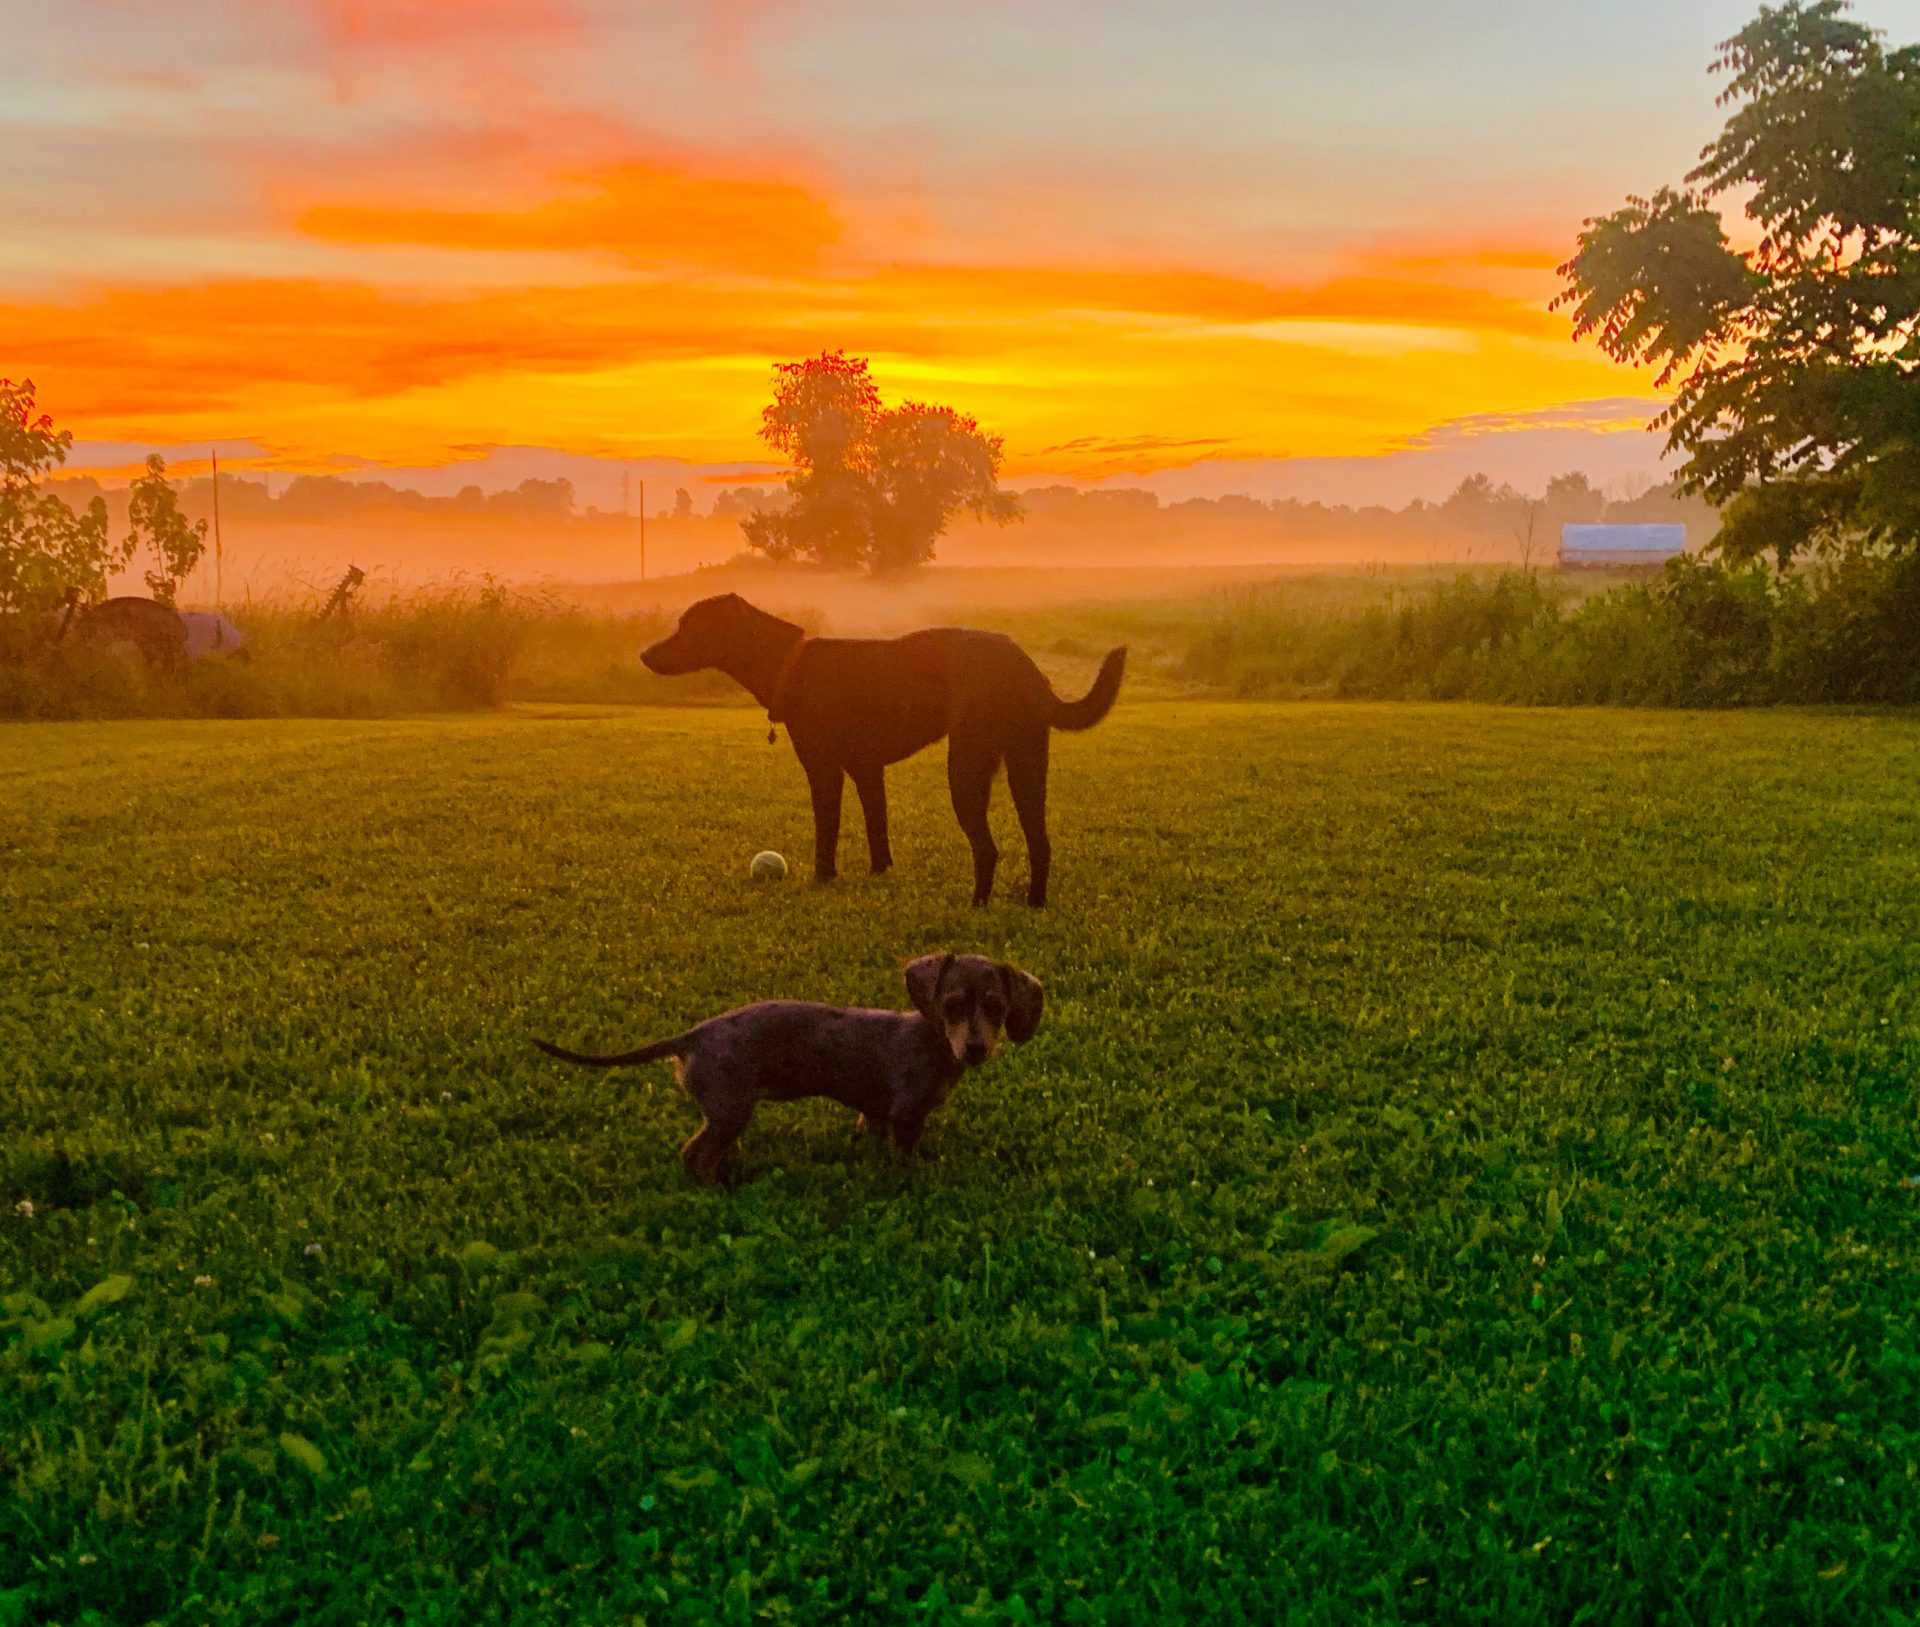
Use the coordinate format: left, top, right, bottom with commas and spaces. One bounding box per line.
178, 611, 249, 660
1559, 523, 1687, 569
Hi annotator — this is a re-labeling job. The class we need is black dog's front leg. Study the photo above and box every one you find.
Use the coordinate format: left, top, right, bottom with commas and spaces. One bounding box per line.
803, 760, 844, 882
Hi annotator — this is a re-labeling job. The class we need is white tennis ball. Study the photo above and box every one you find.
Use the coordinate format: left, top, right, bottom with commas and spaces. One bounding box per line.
750, 850, 788, 882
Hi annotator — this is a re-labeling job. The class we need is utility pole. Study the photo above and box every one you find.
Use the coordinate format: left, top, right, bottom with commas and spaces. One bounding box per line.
211, 447, 224, 608
639, 474, 647, 582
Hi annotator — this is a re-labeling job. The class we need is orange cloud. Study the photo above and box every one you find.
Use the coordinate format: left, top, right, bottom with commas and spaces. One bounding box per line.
4, 245, 1631, 480
875, 263, 1562, 341
264, 105, 1569, 340
1376, 240, 1567, 276
10, 278, 757, 405
297, 159, 841, 270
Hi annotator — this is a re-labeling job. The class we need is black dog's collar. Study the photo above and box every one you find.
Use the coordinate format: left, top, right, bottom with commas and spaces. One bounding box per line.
765, 637, 806, 741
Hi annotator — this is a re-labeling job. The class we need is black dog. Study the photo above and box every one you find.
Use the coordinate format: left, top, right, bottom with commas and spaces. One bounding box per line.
641, 594, 1125, 906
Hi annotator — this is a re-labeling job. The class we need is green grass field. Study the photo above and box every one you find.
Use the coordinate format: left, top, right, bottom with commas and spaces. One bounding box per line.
5, 702, 1920, 1624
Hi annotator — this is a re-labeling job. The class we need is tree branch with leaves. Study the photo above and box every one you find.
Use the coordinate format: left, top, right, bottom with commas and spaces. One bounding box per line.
1556, 1, 1920, 564
125, 454, 208, 607
0, 379, 124, 613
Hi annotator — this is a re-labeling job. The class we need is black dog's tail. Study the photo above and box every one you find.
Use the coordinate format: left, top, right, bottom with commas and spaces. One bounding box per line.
533, 1032, 692, 1069
1051, 646, 1127, 731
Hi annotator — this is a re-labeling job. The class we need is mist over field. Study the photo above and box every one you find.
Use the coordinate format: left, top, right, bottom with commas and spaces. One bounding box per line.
44, 467, 1712, 625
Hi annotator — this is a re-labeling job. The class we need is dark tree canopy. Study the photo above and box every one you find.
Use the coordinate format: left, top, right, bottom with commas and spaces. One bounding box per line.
1556, 2, 1920, 564
742, 351, 1021, 573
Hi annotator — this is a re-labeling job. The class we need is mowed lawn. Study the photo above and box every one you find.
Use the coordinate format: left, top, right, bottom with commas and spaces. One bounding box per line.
4, 702, 1920, 1625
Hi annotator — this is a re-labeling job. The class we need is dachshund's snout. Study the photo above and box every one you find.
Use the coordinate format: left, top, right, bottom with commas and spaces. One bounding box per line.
963, 1039, 990, 1066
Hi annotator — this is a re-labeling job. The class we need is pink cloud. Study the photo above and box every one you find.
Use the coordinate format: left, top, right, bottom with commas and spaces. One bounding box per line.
304, 0, 581, 50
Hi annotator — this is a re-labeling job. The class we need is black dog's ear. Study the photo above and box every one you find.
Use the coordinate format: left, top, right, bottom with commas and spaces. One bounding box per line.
1001, 965, 1044, 1044
905, 954, 953, 1023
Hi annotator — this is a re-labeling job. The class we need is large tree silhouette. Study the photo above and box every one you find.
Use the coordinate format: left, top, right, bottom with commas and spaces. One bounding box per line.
1557, 1, 1920, 564
741, 351, 1021, 573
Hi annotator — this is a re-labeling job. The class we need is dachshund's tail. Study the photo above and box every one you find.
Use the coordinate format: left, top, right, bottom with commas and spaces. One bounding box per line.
1051, 646, 1127, 731
533, 1032, 692, 1069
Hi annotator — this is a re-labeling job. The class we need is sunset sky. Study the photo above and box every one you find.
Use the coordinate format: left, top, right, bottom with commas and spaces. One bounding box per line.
11, 0, 1907, 508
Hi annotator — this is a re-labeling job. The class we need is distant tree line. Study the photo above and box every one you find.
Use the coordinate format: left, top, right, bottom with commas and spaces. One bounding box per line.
37, 457, 1706, 558
1009, 471, 1711, 552
46, 472, 587, 530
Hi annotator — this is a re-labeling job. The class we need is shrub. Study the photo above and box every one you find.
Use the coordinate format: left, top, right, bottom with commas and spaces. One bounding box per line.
1178, 555, 1920, 707
378, 577, 535, 710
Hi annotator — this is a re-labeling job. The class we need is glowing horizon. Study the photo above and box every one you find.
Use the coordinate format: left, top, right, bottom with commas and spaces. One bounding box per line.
2, 0, 1806, 503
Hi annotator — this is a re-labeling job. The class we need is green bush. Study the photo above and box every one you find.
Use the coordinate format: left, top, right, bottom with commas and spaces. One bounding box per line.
1182, 553, 1920, 707
377, 578, 533, 709
1780, 547, 1920, 705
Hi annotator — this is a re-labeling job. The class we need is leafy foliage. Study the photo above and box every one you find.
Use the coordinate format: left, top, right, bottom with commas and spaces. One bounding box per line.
742, 352, 1022, 572
3, 705, 1919, 1621
869, 402, 1022, 570
1180, 555, 1920, 704
1557, 2, 1920, 563
125, 453, 209, 607
0, 379, 122, 612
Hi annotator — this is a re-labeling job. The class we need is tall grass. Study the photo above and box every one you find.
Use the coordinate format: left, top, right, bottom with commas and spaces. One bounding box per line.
6, 554, 1918, 719
1180, 572, 1562, 700
1181, 551, 1920, 706
0, 581, 724, 721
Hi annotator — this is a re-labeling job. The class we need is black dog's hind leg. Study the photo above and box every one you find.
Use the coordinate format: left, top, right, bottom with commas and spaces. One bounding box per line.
947, 745, 1000, 906
850, 764, 893, 875
1005, 731, 1051, 908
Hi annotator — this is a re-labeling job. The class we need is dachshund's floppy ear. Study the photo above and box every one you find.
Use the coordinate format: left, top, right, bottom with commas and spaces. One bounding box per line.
1001, 965, 1045, 1044
905, 953, 953, 1023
